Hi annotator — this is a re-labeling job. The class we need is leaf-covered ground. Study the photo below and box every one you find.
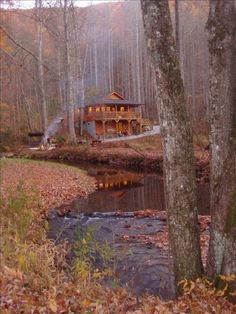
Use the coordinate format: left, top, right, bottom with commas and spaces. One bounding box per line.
1, 158, 95, 211
1, 158, 235, 313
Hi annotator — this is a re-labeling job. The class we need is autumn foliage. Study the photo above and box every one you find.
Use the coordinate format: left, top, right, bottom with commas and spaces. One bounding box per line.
0, 159, 235, 313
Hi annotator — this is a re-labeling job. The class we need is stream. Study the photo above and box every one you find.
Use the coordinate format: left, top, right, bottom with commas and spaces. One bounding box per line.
48, 164, 210, 299
70, 165, 210, 215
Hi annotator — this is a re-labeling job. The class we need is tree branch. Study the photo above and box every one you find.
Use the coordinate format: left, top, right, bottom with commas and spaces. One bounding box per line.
0, 24, 49, 72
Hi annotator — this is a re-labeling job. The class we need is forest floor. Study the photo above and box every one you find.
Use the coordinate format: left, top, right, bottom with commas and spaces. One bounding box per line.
10, 134, 210, 181
1, 158, 235, 313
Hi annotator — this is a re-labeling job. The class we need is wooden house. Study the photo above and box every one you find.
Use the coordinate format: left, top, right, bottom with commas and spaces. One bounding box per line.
79, 92, 152, 139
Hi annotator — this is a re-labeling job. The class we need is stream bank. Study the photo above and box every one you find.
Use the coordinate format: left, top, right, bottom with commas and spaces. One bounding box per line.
15, 142, 210, 181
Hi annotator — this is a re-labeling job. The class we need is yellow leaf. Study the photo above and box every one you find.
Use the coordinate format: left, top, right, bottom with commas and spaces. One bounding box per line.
82, 298, 92, 308
48, 299, 57, 313
188, 281, 195, 293
219, 274, 236, 282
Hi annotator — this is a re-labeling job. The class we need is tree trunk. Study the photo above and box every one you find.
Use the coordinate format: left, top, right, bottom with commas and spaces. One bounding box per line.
206, 0, 236, 278
135, 2, 142, 102
175, 0, 180, 59
36, 0, 47, 139
63, 0, 76, 143
57, 49, 64, 111
141, 0, 203, 292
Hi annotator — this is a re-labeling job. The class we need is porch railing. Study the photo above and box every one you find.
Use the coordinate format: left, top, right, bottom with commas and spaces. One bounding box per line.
85, 111, 141, 121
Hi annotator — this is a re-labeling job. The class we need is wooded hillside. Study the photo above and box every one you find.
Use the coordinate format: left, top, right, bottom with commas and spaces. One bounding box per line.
1, 0, 209, 142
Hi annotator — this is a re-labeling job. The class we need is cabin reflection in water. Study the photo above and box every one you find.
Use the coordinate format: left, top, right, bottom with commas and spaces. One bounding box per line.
95, 171, 145, 191
72, 168, 210, 214
73, 169, 165, 213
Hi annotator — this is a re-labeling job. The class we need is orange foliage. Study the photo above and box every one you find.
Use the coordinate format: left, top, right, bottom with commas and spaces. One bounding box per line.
0, 28, 12, 53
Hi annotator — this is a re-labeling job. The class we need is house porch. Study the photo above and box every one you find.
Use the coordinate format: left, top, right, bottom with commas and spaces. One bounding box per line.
93, 118, 142, 139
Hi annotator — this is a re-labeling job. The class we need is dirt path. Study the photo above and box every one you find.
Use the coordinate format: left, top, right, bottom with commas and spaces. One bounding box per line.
103, 126, 161, 142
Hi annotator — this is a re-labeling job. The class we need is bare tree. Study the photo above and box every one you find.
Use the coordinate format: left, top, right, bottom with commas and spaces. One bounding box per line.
141, 0, 203, 292
1, 1, 212, 140
70, 2, 89, 136
62, 0, 76, 143
206, 0, 236, 278
35, 0, 48, 139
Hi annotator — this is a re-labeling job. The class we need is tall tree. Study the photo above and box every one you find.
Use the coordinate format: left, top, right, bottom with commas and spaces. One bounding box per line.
206, 0, 236, 278
35, 0, 48, 139
141, 0, 203, 292
62, 0, 76, 143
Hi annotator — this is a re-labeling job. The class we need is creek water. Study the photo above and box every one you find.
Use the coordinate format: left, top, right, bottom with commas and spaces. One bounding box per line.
49, 164, 210, 299
70, 166, 210, 215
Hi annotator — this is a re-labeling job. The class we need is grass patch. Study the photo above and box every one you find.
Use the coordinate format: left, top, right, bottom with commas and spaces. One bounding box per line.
127, 135, 162, 154
1, 186, 68, 291
73, 225, 114, 283
1, 157, 87, 173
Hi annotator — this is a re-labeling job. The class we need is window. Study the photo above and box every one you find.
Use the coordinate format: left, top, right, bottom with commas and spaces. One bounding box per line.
120, 107, 124, 112
88, 107, 92, 112
96, 107, 100, 112
106, 106, 110, 111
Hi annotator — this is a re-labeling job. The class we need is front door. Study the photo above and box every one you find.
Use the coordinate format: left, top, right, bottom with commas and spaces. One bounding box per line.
118, 121, 123, 132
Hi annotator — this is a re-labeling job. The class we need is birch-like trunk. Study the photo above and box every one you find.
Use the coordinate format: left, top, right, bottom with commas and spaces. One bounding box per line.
135, 2, 142, 102
57, 49, 64, 111
63, 0, 76, 143
141, 0, 203, 292
206, 0, 236, 278
36, 0, 47, 139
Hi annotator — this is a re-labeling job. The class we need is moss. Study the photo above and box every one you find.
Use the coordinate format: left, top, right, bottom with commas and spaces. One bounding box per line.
0, 157, 86, 175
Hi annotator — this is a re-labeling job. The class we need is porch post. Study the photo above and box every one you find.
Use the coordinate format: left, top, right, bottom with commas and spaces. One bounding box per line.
116, 120, 119, 137
128, 120, 131, 135
103, 121, 105, 139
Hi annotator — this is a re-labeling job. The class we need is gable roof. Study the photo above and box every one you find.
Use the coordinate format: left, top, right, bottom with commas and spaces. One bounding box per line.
108, 92, 125, 100
84, 91, 143, 107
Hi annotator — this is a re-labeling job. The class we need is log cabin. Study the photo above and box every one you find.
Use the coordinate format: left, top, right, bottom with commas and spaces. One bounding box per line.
79, 92, 152, 139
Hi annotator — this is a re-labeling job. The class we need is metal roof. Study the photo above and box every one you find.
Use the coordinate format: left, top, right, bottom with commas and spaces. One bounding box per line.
86, 99, 144, 107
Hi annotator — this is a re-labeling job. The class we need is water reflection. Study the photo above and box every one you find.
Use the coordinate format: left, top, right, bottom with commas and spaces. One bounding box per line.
72, 168, 210, 215
95, 170, 145, 191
